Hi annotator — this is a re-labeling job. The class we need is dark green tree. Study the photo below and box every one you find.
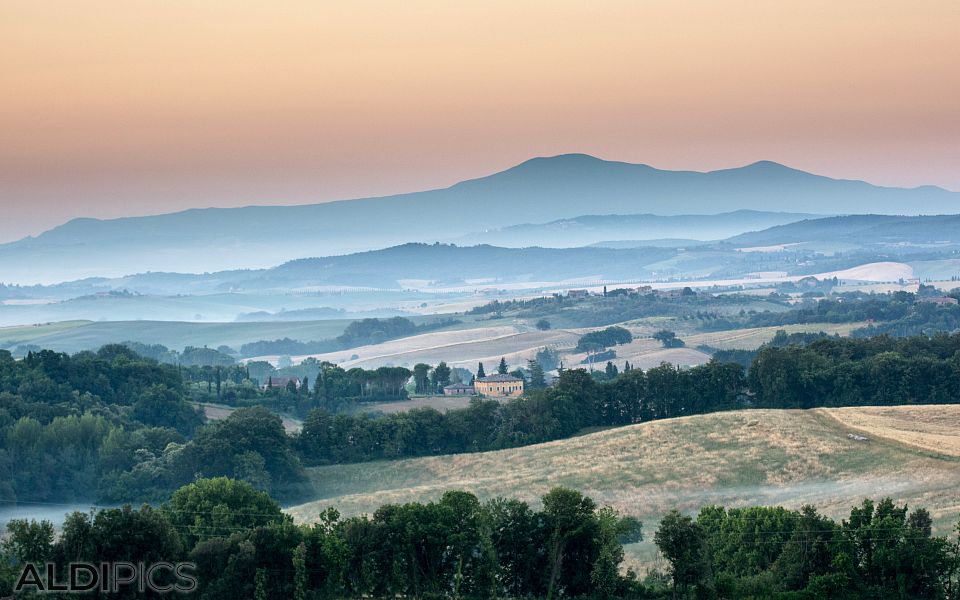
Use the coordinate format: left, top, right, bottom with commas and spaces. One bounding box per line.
527, 359, 547, 389
653, 330, 685, 348
413, 363, 432, 394
163, 477, 291, 547
541, 487, 599, 600
654, 510, 709, 596
431, 362, 452, 392
605, 361, 619, 379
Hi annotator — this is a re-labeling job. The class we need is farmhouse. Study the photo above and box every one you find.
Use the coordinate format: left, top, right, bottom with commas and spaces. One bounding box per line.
260, 376, 300, 391
567, 289, 590, 298
443, 382, 476, 396
475, 373, 524, 397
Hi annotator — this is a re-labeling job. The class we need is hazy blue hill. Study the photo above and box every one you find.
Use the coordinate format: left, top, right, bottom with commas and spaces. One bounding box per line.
726, 214, 960, 247
2, 154, 957, 283
238, 243, 679, 289
455, 209, 820, 247
590, 239, 705, 249
10, 243, 678, 300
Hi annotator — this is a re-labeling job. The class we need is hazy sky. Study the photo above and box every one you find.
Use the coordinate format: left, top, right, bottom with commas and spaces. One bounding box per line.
1, 1, 958, 243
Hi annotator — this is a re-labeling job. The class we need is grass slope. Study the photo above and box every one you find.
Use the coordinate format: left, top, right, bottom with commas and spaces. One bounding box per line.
289, 406, 960, 529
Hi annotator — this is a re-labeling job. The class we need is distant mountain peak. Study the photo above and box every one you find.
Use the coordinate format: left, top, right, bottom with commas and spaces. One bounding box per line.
746, 159, 788, 168
491, 153, 654, 177
710, 160, 814, 178
521, 153, 607, 165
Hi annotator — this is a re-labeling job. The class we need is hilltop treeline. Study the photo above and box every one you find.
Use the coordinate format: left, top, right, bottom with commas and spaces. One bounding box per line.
3, 478, 958, 599
749, 332, 960, 408
470, 287, 960, 338
469, 290, 735, 328
853, 298, 960, 338
298, 363, 746, 464
703, 293, 918, 330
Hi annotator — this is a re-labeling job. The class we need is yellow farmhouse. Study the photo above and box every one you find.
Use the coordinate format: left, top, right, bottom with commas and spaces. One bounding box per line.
474, 373, 524, 397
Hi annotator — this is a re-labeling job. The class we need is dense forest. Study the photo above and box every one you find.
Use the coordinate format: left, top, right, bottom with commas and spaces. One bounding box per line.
0, 347, 307, 503
2, 478, 958, 599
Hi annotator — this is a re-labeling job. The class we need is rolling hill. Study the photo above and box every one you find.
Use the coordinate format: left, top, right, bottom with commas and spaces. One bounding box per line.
726, 214, 960, 248
452, 210, 819, 248
3, 154, 958, 283
14, 209, 960, 300
0, 319, 360, 354
288, 406, 960, 570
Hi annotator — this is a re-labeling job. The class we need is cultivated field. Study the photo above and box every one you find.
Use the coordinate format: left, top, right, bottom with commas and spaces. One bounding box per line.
818, 261, 914, 282
253, 320, 866, 375
288, 406, 960, 569
263, 326, 582, 371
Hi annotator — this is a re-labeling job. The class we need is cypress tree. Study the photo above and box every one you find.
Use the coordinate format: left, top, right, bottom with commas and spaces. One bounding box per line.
528, 359, 546, 389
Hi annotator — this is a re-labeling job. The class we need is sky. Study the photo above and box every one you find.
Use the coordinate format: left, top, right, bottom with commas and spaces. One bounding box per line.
1, 0, 958, 243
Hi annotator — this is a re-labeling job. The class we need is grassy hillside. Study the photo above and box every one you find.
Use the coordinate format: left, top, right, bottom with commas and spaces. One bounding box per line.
289, 406, 960, 570
289, 405, 960, 533
0, 320, 90, 345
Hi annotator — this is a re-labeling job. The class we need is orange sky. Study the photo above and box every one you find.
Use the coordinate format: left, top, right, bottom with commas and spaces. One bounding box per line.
1, 1, 958, 242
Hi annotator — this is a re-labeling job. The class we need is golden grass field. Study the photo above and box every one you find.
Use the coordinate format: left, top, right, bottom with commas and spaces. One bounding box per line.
821, 406, 960, 458
288, 405, 960, 570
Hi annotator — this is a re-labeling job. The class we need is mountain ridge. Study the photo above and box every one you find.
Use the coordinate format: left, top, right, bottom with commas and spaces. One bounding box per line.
10, 155, 955, 246
2, 154, 958, 284
9, 212, 960, 296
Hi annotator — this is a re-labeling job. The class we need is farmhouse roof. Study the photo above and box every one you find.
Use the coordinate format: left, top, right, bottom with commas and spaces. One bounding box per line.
479, 374, 523, 382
